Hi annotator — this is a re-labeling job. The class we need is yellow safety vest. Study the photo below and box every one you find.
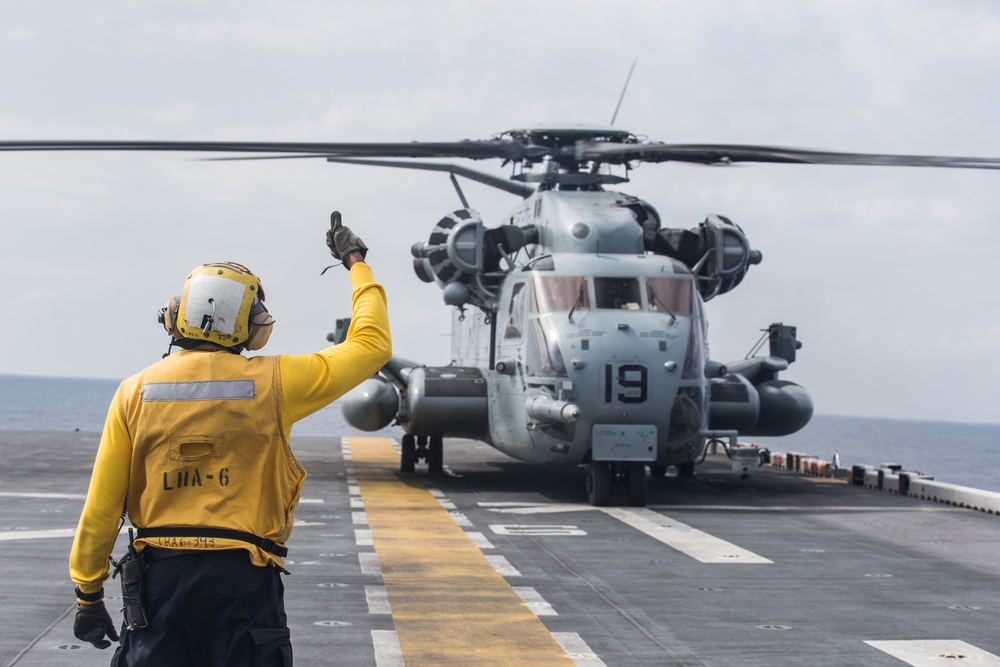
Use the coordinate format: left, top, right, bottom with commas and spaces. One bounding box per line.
118, 349, 305, 568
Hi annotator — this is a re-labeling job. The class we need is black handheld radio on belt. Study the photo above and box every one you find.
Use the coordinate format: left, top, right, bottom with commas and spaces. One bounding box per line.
111, 528, 148, 631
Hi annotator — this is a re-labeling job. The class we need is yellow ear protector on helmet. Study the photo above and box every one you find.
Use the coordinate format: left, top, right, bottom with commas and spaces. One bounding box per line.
158, 262, 274, 351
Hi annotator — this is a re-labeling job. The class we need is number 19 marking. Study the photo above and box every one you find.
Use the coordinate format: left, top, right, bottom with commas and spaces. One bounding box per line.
603, 363, 648, 403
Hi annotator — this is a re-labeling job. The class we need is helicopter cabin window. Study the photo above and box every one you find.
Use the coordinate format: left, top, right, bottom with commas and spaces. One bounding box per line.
532, 276, 589, 314
503, 281, 528, 340
594, 277, 641, 310
645, 277, 695, 317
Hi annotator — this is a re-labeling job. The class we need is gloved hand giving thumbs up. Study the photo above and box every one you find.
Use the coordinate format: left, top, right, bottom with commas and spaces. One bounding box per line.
326, 211, 369, 269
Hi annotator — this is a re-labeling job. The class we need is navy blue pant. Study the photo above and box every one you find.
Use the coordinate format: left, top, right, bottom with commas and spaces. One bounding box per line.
110, 549, 291, 666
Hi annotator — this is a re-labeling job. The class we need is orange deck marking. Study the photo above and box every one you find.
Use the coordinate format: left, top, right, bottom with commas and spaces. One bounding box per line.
349, 437, 573, 666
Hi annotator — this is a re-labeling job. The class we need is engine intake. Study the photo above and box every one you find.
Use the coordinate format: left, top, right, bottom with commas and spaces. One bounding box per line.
648, 214, 762, 300
412, 209, 530, 311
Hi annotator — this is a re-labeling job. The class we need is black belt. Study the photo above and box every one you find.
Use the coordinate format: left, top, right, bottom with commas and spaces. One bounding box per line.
136, 527, 288, 558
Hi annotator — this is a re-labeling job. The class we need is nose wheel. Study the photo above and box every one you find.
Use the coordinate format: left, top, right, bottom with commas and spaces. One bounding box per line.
586, 461, 647, 507
625, 462, 647, 507
400, 434, 444, 473
586, 461, 611, 506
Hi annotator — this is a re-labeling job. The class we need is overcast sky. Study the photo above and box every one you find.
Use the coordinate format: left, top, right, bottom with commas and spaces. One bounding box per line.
2, 1, 999, 425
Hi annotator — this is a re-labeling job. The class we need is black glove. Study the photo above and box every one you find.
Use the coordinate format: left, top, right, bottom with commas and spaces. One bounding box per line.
74, 600, 120, 649
326, 211, 369, 268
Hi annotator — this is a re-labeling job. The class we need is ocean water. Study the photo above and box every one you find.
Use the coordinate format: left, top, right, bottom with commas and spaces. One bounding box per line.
751, 415, 1000, 493
0, 374, 402, 438
2, 374, 998, 492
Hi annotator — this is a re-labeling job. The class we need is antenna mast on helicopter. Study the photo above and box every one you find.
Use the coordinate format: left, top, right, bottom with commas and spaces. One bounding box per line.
610, 58, 638, 126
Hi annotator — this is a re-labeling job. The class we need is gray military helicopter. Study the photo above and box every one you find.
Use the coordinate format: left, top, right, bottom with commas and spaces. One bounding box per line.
3, 128, 999, 506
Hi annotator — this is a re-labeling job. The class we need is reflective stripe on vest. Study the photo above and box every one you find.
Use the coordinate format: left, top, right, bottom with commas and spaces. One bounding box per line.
141, 380, 255, 402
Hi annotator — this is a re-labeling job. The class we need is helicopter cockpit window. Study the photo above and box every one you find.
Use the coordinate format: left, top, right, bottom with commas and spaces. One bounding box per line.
532, 276, 589, 314
594, 277, 641, 310
525, 318, 567, 377
645, 277, 695, 317
503, 282, 528, 340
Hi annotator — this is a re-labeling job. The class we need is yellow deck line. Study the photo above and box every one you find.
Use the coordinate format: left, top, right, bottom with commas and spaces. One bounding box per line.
350, 437, 574, 666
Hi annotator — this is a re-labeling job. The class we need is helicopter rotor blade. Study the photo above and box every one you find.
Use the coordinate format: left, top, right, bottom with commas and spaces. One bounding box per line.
574, 141, 1000, 170
323, 157, 535, 198
199, 154, 333, 161
5, 136, 998, 171
0, 139, 549, 162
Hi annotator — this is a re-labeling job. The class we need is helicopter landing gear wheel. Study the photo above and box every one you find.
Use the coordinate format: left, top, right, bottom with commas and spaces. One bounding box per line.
428, 436, 443, 474
676, 461, 695, 478
587, 461, 611, 507
625, 462, 647, 507
401, 434, 416, 473
650, 464, 668, 477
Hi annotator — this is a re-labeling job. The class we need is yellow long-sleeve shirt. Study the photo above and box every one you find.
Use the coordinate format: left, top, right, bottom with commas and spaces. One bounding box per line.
70, 263, 391, 595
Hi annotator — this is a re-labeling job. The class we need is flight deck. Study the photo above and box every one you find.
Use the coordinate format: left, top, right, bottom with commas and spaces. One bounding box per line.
2, 430, 1000, 666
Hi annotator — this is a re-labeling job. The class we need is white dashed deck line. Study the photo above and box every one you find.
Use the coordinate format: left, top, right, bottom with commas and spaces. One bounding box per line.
0, 528, 75, 541
865, 640, 1000, 666
359, 552, 382, 575
485, 554, 521, 577
512, 586, 557, 616
551, 632, 608, 667
0, 492, 86, 500
371, 630, 404, 667
601, 507, 772, 564
365, 585, 392, 614
464, 531, 495, 549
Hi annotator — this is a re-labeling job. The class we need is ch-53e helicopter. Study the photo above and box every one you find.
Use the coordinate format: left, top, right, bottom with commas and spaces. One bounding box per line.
3, 127, 999, 506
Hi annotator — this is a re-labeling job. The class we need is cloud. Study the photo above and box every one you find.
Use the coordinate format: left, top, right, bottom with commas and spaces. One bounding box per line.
2, 0, 1000, 425
139, 103, 203, 126
15, 289, 55, 303
2, 27, 38, 43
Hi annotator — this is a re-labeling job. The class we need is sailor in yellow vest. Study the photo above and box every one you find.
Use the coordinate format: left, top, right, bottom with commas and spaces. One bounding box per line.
70, 212, 391, 665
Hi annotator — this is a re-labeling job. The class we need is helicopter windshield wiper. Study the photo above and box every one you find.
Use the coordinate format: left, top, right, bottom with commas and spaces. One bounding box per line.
568, 280, 587, 324
648, 285, 677, 325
